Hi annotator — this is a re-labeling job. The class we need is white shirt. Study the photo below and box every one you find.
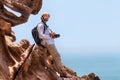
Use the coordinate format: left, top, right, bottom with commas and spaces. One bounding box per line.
37, 22, 54, 45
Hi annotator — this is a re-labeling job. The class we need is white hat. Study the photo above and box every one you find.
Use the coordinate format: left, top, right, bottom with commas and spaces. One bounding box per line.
41, 12, 50, 17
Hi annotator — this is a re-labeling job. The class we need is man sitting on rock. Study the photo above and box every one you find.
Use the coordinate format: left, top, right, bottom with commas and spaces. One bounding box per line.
35, 12, 76, 78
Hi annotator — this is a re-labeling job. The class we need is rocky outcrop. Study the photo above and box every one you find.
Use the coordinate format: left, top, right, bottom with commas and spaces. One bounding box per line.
0, 0, 100, 79
0, 26, 100, 80
0, 0, 42, 26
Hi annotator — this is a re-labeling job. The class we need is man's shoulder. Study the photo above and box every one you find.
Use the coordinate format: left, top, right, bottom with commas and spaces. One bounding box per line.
38, 21, 44, 25
37, 22, 44, 27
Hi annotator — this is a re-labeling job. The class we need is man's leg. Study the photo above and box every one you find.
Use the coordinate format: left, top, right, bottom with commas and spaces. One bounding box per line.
45, 43, 77, 78
45, 44, 63, 73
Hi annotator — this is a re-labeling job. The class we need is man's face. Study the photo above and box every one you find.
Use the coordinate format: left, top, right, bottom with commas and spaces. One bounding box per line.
42, 14, 50, 22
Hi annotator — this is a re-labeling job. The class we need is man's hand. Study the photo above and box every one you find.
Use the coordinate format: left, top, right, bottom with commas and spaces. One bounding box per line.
50, 32, 56, 39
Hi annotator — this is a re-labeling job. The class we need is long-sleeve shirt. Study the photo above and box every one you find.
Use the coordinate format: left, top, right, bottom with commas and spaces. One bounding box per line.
37, 22, 54, 45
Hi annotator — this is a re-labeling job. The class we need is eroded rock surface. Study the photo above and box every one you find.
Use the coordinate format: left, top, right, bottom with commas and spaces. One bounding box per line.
0, 0, 100, 80
0, 27, 100, 80
0, 0, 42, 26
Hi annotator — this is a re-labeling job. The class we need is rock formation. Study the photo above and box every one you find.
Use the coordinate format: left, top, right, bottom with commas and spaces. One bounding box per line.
0, 0, 42, 26
0, 0, 100, 80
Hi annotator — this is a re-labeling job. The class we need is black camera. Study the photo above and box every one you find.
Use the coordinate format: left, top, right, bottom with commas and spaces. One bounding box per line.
54, 34, 60, 38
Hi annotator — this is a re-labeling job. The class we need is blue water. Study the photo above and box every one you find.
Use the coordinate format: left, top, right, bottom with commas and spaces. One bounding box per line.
61, 53, 120, 80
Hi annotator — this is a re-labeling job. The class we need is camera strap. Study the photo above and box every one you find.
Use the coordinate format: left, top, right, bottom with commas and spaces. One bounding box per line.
42, 21, 53, 33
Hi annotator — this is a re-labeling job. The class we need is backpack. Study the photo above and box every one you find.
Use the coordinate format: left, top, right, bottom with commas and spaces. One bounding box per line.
32, 23, 46, 47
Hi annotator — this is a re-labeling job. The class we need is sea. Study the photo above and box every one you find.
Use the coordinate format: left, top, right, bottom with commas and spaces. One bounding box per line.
61, 53, 120, 80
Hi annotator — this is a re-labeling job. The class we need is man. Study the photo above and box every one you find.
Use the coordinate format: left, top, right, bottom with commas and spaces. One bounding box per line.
37, 12, 63, 74
37, 12, 76, 78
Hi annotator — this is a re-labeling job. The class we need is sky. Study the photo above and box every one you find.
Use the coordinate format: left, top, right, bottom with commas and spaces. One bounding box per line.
12, 0, 120, 55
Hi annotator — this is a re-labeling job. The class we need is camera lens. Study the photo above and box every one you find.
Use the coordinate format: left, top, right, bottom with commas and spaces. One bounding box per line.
55, 34, 60, 38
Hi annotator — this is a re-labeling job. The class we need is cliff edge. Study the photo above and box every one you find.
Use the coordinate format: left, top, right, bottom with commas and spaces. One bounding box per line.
0, 28, 100, 80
